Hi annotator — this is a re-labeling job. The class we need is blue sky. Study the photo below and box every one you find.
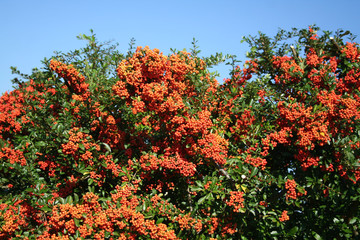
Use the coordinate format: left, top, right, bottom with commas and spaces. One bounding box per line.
1, 0, 360, 94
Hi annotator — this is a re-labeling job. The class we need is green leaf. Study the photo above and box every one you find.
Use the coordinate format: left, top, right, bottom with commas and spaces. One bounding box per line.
101, 142, 112, 152
35, 141, 47, 147
347, 171, 357, 183
79, 143, 85, 151
345, 150, 354, 161
250, 167, 258, 178
66, 195, 73, 204
74, 193, 79, 202
312, 231, 322, 240
349, 217, 357, 225
88, 178, 94, 185
197, 195, 207, 205
195, 180, 203, 187
41, 205, 51, 212
190, 186, 202, 192
88, 186, 95, 193
74, 218, 80, 227
156, 217, 164, 224
288, 226, 298, 236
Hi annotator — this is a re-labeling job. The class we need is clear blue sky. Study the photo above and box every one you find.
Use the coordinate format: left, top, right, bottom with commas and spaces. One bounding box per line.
1, 0, 360, 94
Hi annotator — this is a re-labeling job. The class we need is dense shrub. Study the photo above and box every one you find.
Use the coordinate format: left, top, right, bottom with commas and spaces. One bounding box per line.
0, 26, 359, 239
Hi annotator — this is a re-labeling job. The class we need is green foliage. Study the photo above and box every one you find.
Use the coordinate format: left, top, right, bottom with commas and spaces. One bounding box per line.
0, 26, 359, 239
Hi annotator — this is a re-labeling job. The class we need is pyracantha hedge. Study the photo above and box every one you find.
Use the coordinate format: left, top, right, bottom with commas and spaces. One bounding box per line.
1, 26, 359, 239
